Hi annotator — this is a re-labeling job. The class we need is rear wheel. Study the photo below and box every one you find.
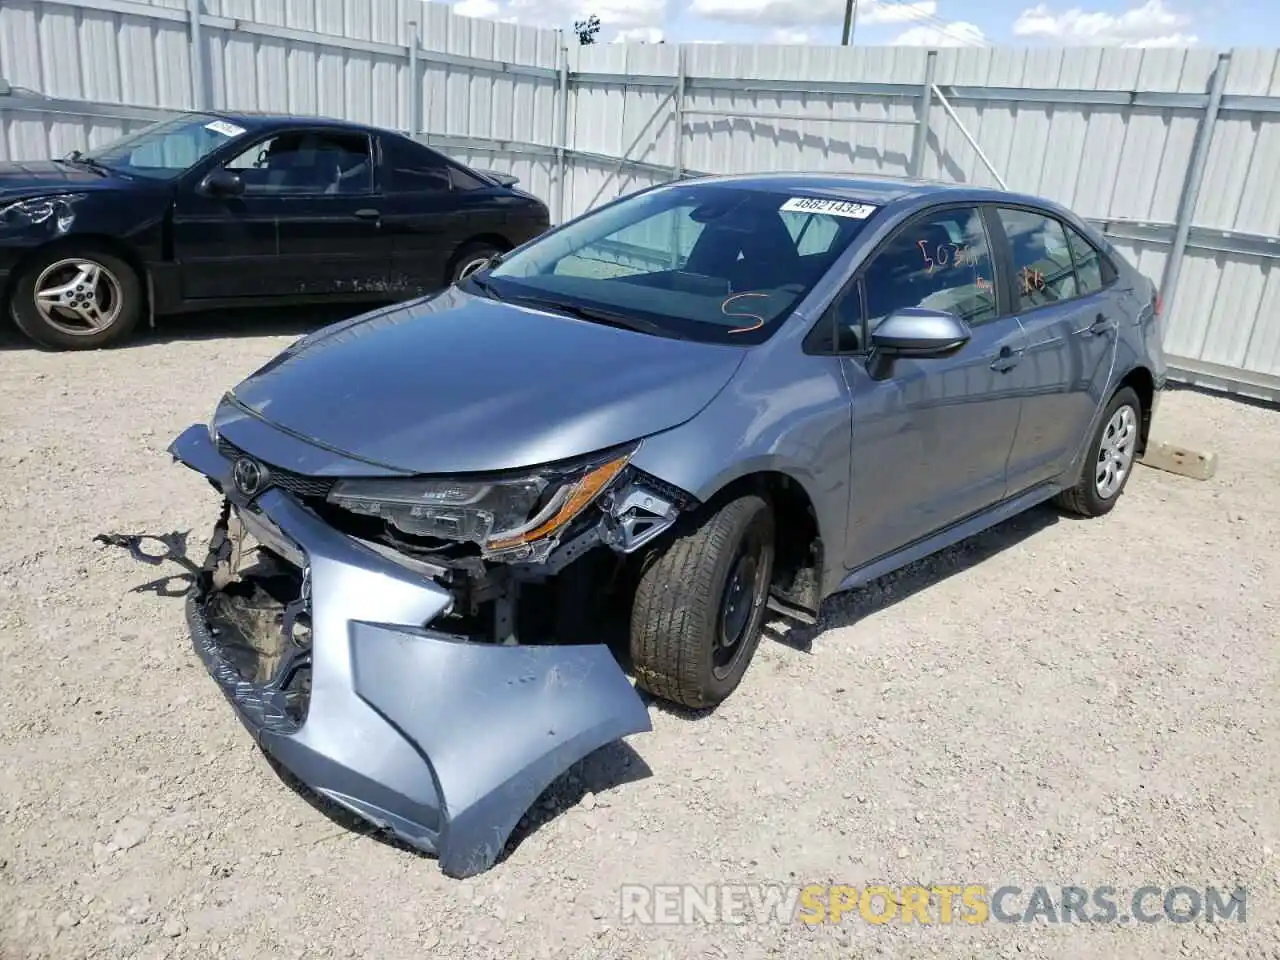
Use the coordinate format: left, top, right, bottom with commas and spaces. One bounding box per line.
9, 246, 142, 349
1054, 385, 1142, 517
630, 494, 774, 709
447, 241, 503, 286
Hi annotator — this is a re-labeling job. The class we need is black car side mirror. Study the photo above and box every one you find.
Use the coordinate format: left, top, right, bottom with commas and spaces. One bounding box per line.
199, 168, 245, 198
867, 307, 971, 379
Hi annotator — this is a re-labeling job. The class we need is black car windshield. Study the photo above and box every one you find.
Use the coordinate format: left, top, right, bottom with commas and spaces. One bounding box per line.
483, 182, 880, 345
79, 114, 249, 180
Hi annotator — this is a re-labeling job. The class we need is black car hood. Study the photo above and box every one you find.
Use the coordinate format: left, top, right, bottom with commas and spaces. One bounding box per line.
0, 159, 129, 199
229, 286, 748, 475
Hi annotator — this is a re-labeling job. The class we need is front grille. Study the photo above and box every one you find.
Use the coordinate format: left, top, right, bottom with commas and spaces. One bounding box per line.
217, 437, 336, 498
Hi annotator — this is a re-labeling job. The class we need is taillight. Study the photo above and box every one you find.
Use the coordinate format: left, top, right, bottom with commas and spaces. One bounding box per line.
1154, 291, 1163, 317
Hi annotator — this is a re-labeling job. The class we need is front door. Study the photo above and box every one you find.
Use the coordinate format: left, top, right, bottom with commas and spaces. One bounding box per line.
990, 206, 1121, 494
172, 128, 392, 300
840, 204, 1026, 571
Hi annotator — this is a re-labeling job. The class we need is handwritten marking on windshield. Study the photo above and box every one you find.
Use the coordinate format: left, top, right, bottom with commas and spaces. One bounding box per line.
918, 240, 982, 272
722, 292, 770, 333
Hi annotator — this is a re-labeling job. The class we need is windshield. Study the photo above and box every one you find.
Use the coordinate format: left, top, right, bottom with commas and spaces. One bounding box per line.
483, 182, 880, 344
80, 114, 249, 180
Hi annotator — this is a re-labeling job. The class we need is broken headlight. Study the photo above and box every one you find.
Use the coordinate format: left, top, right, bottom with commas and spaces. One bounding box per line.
1, 194, 85, 232
325, 443, 637, 562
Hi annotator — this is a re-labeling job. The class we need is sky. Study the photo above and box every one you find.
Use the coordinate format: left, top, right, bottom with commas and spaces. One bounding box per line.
446, 0, 1275, 50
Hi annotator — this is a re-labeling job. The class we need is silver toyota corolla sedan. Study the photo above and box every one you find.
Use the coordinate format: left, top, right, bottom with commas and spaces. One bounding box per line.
169, 172, 1167, 877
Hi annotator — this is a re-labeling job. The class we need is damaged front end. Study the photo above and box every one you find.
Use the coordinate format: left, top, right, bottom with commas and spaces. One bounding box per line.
168, 421, 686, 878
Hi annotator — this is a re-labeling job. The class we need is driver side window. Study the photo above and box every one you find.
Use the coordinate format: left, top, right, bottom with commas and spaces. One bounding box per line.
863, 206, 997, 335
223, 131, 374, 196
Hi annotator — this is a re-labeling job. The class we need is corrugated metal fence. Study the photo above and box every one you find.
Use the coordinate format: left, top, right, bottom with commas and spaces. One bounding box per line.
2, 0, 1278, 399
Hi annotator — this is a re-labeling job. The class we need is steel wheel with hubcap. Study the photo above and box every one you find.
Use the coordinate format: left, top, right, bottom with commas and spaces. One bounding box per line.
1095, 403, 1138, 499
1054, 384, 1143, 517
10, 247, 142, 349
630, 493, 775, 709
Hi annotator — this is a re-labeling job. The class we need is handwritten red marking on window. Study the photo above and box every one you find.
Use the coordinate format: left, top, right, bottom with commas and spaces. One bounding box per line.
919, 239, 984, 272
722, 291, 771, 334
1020, 266, 1046, 296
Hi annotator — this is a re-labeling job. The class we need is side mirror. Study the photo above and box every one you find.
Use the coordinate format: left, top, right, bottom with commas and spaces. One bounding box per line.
867, 307, 971, 379
199, 168, 245, 198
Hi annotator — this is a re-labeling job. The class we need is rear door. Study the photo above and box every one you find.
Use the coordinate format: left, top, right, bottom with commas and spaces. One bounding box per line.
378, 136, 519, 296
172, 128, 392, 299
988, 205, 1121, 494
839, 203, 1027, 570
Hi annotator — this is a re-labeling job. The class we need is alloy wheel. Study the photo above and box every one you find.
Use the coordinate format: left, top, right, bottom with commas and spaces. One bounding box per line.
32, 258, 124, 337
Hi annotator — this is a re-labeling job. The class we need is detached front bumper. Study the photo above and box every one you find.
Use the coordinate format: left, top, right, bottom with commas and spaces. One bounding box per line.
168, 424, 652, 878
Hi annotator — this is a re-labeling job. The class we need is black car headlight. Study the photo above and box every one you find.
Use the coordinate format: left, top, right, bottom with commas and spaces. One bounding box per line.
0, 194, 86, 232
325, 443, 637, 561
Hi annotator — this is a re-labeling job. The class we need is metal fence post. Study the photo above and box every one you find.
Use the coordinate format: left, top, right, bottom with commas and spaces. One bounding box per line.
554, 31, 569, 224
909, 49, 937, 178
1161, 49, 1231, 329
187, 0, 206, 110
672, 44, 686, 179
407, 20, 420, 137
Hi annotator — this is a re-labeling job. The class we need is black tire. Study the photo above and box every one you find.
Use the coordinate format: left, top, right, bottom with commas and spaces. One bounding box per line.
1054, 385, 1142, 518
447, 241, 503, 286
630, 494, 775, 709
9, 246, 142, 350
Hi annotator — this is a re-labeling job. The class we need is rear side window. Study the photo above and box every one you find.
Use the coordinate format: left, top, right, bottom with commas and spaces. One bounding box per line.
861, 205, 998, 333
995, 207, 1081, 310
382, 138, 451, 193
1063, 223, 1114, 294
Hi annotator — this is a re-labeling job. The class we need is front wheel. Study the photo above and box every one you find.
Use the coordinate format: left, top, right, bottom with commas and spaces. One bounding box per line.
630, 494, 775, 709
9, 247, 142, 349
1054, 385, 1142, 517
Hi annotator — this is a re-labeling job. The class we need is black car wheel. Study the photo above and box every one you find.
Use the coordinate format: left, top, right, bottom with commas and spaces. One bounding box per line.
9, 246, 142, 349
630, 493, 775, 709
1054, 385, 1142, 517
447, 241, 503, 286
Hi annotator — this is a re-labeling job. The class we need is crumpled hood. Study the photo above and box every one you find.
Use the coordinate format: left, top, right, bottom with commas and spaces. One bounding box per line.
229, 286, 748, 475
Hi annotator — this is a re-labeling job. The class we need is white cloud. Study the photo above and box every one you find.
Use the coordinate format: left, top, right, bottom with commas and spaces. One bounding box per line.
890, 20, 986, 45
613, 26, 665, 41
451, 0, 503, 17
1013, 0, 1199, 46
452, 0, 666, 32
769, 28, 811, 43
687, 0, 946, 29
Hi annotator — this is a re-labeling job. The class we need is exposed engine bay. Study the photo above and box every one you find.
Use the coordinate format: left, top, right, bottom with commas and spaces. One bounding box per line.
214, 432, 698, 649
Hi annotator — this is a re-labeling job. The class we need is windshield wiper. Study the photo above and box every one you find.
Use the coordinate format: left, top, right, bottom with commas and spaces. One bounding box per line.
463, 272, 502, 300
509, 296, 678, 338
61, 150, 112, 175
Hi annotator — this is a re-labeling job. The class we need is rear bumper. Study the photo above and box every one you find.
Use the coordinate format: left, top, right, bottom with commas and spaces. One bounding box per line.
169, 424, 651, 878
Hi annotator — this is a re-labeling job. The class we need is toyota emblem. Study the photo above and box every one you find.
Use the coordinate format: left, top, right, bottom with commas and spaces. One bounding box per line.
232, 456, 266, 497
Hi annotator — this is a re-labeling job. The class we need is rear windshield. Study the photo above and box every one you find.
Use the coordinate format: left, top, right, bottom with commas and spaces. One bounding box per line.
484, 182, 880, 345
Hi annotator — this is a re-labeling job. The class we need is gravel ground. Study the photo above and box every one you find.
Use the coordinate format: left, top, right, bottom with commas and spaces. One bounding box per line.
0, 310, 1277, 960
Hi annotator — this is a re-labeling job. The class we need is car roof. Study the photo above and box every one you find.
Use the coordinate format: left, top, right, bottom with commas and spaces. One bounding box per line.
680, 171, 1052, 211
194, 110, 388, 135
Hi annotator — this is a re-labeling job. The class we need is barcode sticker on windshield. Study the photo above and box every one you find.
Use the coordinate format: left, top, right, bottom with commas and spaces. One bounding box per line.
204, 119, 246, 138
779, 197, 877, 219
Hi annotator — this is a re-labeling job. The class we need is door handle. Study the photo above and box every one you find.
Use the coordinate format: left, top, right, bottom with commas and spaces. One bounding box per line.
1086, 312, 1116, 336
989, 344, 1023, 373
353, 208, 381, 221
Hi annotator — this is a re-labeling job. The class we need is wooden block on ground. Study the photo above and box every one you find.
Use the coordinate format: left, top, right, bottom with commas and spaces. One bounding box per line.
1138, 440, 1218, 481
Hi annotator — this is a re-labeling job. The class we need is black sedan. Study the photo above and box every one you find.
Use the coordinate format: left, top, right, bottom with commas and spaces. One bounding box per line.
0, 111, 551, 349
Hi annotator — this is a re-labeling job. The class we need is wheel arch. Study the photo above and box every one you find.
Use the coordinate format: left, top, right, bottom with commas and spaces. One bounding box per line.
692, 465, 827, 617
3, 233, 152, 324
1115, 364, 1156, 453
